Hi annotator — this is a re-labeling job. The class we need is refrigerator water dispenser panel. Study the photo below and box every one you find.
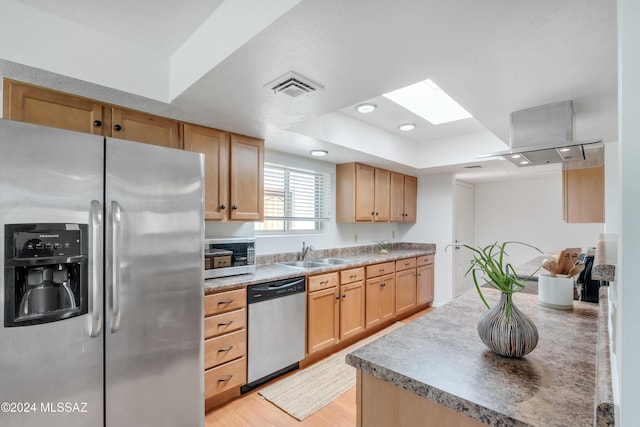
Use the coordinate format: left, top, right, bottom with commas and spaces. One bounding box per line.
4, 223, 88, 327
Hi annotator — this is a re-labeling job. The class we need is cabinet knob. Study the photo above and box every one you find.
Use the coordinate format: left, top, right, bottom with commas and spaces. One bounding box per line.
375, 212, 379, 216
220, 204, 226, 210
93, 120, 102, 127
371, 211, 375, 215
335, 295, 340, 300
380, 282, 386, 287
342, 294, 346, 298
113, 124, 122, 131
232, 205, 238, 210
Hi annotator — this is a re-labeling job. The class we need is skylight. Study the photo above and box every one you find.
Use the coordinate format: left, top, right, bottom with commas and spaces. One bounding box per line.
383, 79, 472, 125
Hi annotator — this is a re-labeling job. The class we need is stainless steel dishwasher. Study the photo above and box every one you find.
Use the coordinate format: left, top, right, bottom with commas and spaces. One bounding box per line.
242, 276, 306, 392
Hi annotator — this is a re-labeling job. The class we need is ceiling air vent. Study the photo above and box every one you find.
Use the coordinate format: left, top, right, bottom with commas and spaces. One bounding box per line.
266, 72, 322, 98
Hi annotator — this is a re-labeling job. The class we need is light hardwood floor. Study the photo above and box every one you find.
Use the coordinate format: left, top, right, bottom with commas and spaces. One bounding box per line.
206, 307, 433, 427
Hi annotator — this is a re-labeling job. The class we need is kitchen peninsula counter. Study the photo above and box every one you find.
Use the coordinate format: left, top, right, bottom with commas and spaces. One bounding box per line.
346, 289, 601, 427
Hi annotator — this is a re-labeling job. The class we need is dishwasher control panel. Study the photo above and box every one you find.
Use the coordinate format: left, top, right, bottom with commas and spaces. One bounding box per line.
247, 277, 306, 304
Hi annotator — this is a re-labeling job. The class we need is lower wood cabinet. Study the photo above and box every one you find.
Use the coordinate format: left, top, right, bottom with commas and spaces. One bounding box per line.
340, 268, 366, 340
365, 273, 395, 329
395, 266, 417, 316
307, 272, 340, 355
204, 288, 247, 401
417, 255, 435, 306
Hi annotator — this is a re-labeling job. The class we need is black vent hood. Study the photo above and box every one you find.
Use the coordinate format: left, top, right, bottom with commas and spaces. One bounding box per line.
482, 100, 602, 167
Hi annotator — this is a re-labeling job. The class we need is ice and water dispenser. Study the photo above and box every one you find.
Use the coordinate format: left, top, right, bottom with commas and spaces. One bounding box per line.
4, 223, 88, 326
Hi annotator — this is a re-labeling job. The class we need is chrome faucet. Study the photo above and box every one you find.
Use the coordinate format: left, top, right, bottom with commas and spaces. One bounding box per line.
301, 241, 314, 260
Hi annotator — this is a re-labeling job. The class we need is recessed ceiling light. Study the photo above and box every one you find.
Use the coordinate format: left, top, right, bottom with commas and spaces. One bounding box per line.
383, 79, 472, 125
519, 160, 530, 165
309, 149, 328, 157
398, 123, 416, 132
559, 148, 571, 152
355, 103, 377, 114
511, 154, 521, 159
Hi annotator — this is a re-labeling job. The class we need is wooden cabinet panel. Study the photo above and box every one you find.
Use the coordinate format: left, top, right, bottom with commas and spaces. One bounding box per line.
390, 172, 406, 222
417, 264, 435, 306
374, 168, 390, 221
204, 330, 246, 370
563, 166, 604, 223
403, 175, 417, 222
395, 268, 417, 316
204, 288, 246, 316
417, 254, 434, 267
204, 357, 247, 399
355, 164, 375, 221
204, 309, 246, 339
366, 262, 395, 278
307, 287, 340, 354
111, 107, 181, 149
365, 274, 395, 329
308, 271, 340, 292
340, 281, 366, 340
229, 134, 264, 221
183, 124, 229, 220
396, 258, 416, 271
341, 267, 365, 284
3, 79, 105, 134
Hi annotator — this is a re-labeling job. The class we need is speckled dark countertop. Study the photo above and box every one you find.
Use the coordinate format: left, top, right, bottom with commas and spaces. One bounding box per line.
204, 244, 435, 294
346, 288, 600, 427
593, 234, 617, 282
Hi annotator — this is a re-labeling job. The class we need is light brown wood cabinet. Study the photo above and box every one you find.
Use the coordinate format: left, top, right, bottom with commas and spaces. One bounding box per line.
3, 79, 181, 148
337, 162, 417, 223
339, 268, 366, 341
307, 275, 340, 355
390, 173, 417, 222
229, 134, 264, 221
395, 258, 417, 316
562, 166, 604, 223
416, 255, 435, 306
365, 263, 396, 329
204, 288, 247, 401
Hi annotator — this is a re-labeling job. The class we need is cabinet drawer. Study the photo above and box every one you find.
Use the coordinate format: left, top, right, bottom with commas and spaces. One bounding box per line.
366, 262, 395, 278
395, 258, 416, 271
308, 272, 339, 292
204, 329, 246, 370
204, 308, 246, 339
205, 288, 246, 316
417, 254, 434, 266
340, 267, 365, 284
204, 357, 247, 399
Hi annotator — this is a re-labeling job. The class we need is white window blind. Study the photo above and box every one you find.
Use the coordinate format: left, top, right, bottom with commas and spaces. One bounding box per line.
257, 163, 330, 233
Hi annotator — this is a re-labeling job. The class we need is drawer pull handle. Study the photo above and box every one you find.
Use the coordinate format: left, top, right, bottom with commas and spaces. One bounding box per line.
320, 280, 329, 285
218, 345, 234, 353
217, 300, 234, 305
405, 263, 410, 266
349, 275, 357, 279
218, 375, 233, 383
218, 320, 234, 327
379, 269, 384, 273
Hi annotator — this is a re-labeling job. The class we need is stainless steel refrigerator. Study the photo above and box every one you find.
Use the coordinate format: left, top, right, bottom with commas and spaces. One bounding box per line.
0, 119, 205, 426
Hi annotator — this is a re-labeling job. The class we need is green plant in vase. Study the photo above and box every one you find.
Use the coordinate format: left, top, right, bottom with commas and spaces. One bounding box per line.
377, 240, 389, 254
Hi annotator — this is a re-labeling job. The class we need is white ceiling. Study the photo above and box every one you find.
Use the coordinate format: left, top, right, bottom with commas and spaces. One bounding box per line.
11, 0, 618, 183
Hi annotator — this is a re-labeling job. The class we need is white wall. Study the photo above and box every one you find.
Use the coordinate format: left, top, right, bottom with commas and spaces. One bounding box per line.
604, 142, 619, 234
616, 1, 640, 424
474, 174, 604, 267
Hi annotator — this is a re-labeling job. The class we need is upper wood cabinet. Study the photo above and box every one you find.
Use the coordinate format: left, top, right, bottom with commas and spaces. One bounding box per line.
3, 79, 181, 148
111, 108, 181, 149
183, 124, 229, 220
390, 172, 417, 223
229, 134, 264, 221
3, 79, 105, 135
337, 162, 416, 223
563, 166, 604, 223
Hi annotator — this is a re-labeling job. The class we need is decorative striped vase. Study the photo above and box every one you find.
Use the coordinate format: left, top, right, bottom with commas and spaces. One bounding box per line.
477, 292, 538, 358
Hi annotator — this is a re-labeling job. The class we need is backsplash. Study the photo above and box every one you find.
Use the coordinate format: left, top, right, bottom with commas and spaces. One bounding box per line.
256, 242, 436, 265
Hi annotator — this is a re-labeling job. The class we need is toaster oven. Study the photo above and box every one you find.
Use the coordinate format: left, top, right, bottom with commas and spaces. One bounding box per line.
204, 237, 256, 279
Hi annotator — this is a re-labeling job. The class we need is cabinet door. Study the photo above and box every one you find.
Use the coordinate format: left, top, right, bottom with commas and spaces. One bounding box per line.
403, 175, 418, 222
355, 163, 375, 221
417, 264, 434, 306
340, 281, 365, 340
365, 277, 381, 329
562, 166, 604, 223
183, 124, 230, 220
373, 168, 390, 222
390, 172, 405, 222
111, 107, 181, 149
3, 79, 105, 134
379, 274, 396, 322
307, 288, 340, 354
395, 268, 417, 316
229, 134, 264, 221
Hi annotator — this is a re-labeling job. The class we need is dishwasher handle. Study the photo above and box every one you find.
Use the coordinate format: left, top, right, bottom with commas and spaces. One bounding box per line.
267, 278, 305, 289
248, 277, 306, 303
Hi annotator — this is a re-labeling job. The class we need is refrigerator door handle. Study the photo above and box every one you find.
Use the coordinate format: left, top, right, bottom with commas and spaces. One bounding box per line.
110, 200, 122, 333
89, 200, 103, 337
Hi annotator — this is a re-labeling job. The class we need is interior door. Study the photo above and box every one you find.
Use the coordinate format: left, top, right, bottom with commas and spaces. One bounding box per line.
104, 137, 204, 427
453, 181, 475, 297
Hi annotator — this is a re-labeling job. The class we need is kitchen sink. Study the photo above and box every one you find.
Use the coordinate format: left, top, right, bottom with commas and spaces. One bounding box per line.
312, 258, 352, 265
279, 261, 327, 269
